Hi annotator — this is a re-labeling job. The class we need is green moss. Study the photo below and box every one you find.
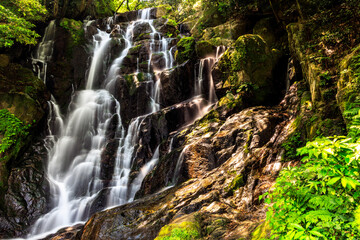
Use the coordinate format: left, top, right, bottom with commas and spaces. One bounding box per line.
251, 221, 271, 240
155, 221, 201, 240
60, 18, 85, 46
129, 44, 142, 54
225, 173, 245, 194
137, 72, 145, 82
124, 74, 137, 96
244, 130, 253, 154
175, 37, 196, 64
166, 18, 178, 27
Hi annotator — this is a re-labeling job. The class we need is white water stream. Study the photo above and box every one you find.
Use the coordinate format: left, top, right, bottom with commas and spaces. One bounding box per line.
24, 9, 176, 239
22, 8, 222, 239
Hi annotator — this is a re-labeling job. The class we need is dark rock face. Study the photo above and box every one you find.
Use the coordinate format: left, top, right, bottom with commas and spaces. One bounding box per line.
45, 23, 89, 111
0, 138, 48, 238
0, 61, 49, 238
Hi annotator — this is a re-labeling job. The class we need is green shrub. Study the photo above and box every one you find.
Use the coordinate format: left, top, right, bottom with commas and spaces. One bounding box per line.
264, 136, 360, 239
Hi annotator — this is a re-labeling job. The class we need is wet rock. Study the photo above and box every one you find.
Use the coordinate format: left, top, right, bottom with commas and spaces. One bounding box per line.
45, 22, 89, 111
0, 138, 48, 238
39, 224, 83, 240
159, 61, 196, 106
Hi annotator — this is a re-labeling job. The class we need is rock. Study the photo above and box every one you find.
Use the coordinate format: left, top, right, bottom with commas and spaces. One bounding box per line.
0, 54, 10, 67
77, 87, 300, 239
195, 41, 217, 58
213, 34, 284, 107
159, 60, 196, 107
202, 18, 250, 43
45, 21, 88, 111
39, 224, 83, 240
0, 138, 48, 238
0, 63, 49, 123
287, 23, 321, 102
336, 45, 360, 125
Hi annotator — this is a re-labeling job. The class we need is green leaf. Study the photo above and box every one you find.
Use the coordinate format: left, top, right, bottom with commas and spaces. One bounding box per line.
309, 230, 325, 237
327, 177, 341, 185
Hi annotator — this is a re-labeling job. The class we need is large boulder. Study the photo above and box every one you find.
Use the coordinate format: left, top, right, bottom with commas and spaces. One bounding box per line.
213, 34, 284, 107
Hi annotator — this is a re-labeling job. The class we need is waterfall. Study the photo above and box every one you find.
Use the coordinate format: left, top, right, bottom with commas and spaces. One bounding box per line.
28, 23, 123, 239
25, 8, 179, 239
22, 8, 221, 240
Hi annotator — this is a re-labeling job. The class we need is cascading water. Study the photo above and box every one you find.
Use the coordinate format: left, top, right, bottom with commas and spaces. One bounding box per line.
28, 28, 121, 239
32, 20, 56, 83
25, 8, 177, 239
171, 46, 226, 184
23, 8, 221, 239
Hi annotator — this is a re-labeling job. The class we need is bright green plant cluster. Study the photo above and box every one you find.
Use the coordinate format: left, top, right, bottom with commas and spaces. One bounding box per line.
264, 135, 360, 239
60, 18, 85, 46
0, 109, 30, 156
0, 0, 47, 47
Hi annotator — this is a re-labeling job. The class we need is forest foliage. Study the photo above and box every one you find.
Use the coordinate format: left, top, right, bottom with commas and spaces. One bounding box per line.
0, 0, 47, 48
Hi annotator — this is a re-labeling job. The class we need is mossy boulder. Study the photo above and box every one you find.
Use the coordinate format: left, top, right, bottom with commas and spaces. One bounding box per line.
59, 18, 85, 46
156, 4, 173, 18
287, 23, 322, 102
251, 221, 271, 240
337, 45, 360, 125
214, 34, 282, 107
201, 18, 248, 42
175, 37, 196, 64
195, 40, 216, 58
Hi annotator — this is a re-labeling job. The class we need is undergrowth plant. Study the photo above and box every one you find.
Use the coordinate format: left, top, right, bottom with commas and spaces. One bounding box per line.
263, 108, 360, 239
0, 109, 30, 155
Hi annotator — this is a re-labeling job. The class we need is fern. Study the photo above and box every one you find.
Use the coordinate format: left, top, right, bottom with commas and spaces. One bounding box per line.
301, 210, 334, 223
308, 195, 343, 211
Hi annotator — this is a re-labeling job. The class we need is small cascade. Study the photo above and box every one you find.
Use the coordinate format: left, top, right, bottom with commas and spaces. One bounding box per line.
104, 22, 135, 92
129, 146, 160, 201
172, 145, 189, 185
86, 31, 112, 89
149, 72, 162, 112
195, 46, 226, 104
106, 115, 145, 206
32, 20, 56, 84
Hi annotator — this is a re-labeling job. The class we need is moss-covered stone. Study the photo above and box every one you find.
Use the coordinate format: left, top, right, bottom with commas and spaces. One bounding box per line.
202, 19, 246, 42
155, 214, 201, 240
215, 34, 281, 106
195, 40, 216, 58
59, 18, 85, 46
251, 221, 271, 240
175, 37, 196, 64
337, 45, 360, 125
